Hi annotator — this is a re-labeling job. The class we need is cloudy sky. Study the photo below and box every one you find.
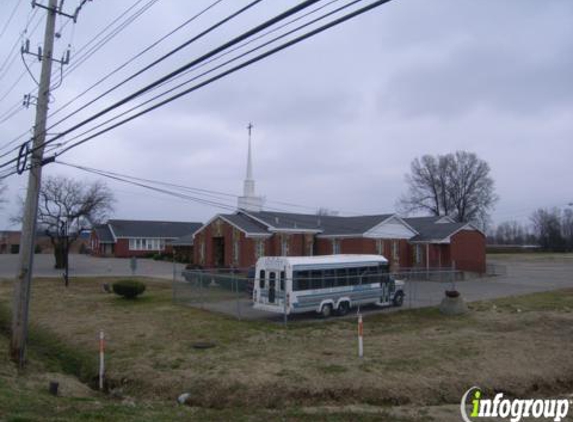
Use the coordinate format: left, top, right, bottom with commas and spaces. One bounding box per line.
0, 0, 572, 230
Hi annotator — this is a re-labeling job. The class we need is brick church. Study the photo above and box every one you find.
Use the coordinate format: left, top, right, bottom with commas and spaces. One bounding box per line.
192, 126, 486, 273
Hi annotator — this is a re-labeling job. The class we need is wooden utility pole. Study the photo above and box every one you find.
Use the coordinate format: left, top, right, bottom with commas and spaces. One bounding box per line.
10, 0, 59, 367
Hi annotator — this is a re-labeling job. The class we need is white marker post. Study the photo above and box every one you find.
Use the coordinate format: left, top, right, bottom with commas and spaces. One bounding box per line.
99, 331, 105, 390
358, 314, 364, 358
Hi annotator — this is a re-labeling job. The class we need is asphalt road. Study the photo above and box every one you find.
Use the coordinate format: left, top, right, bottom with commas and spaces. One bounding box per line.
1, 254, 572, 321
0, 253, 185, 280
175, 255, 573, 320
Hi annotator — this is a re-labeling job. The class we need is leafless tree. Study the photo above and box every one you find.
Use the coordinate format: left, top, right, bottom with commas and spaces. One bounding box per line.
530, 208, 566, 251
13, 175, 114, 272
493, 220, 528, 245
398, 151, 497, 227
0, 181, 6, 209
316, 207, 339, 216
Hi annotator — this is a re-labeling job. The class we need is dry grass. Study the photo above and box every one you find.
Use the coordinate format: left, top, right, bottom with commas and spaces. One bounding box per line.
0, 276, 572, 410
487, 252, 573, 262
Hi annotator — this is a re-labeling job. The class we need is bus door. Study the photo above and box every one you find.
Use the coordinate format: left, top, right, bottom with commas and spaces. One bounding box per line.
380, 272, 390, 304
268, 272, 276, 303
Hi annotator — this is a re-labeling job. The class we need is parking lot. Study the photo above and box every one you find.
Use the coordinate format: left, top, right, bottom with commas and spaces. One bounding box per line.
0, 253, 185, 280
173, 254, 573, 320
1, 253, 572, 321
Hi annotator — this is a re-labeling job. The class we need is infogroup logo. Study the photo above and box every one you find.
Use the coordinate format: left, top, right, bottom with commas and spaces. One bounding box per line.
460, 386, 570, 422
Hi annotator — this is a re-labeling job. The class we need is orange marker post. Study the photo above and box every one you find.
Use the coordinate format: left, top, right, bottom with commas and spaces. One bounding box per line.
99, 331, 105, 390
358, 314, 364, 358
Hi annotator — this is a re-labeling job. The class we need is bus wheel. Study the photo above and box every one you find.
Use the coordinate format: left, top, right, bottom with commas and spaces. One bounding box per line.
393, 292, 404, 307
336, 301, 349, 316
320, 304, 333, 318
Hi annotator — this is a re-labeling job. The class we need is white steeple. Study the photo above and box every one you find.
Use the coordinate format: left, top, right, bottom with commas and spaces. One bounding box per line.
238, 122, 263, 212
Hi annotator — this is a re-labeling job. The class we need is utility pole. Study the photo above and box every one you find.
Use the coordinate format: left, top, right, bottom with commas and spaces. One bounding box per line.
10, 0, 59, 367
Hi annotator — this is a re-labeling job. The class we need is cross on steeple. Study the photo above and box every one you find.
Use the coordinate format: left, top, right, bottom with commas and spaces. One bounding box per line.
238, 121, 263, 212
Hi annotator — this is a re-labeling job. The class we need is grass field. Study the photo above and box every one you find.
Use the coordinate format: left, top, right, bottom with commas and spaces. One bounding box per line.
0, 276, 572, 421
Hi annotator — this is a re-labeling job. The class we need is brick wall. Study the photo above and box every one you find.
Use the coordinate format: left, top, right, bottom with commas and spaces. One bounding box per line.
451, 230, 486, 273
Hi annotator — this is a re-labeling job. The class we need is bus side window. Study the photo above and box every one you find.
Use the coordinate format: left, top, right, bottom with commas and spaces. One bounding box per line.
335, 268, 347, 286
311, 270, 323, 289
362, 267, 374, 284
296, 271, 310, 291
348, 267, 358, 285
259, 270, 265, 289
280, 271, 285, 291
355, 267, 368, 284
324, 269, 335, 288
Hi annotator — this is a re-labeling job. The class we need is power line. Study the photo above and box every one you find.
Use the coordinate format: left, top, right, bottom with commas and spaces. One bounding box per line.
0, 7, 41, 80
55, 160, 357, 215
61, 0, 161, 79
46, 0, 263, 136
54, 0, 360, 152
0, 0, 248, 160
53, 0, 391, 159
16, 0, 322, 163
3, 0, 395, 171
0, 0, 23, 41
53, 161, 374, 234
46, 0, 226, 121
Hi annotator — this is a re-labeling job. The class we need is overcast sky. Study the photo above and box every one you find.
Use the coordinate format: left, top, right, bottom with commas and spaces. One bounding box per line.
0, 0, 572, 230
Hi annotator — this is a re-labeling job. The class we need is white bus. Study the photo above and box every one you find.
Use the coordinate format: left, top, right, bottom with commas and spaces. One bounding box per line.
252, 255, 405, 317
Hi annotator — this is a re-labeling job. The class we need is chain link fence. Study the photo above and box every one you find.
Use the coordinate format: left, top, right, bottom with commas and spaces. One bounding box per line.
173, 266, 469, 322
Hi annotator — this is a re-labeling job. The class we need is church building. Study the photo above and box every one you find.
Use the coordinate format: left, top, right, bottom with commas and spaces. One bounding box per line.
192, 125, 486, 274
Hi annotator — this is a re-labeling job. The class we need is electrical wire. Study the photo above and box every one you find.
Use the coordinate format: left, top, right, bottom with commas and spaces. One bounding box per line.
47, 0, 264, 136
20, 0, 321, 162
53, 161, 373, 231
46, 0, 226, 120
55, 0, 360, 151
0, 0, 24, 41
61, 0, 160, 78
53, 0, 390, 159
55, 160, 357, 215
2, 0, 395, 172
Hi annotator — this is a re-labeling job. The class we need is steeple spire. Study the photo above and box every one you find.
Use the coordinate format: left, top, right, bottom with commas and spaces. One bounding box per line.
246, 122, 254, 181
238, 122, 263, 212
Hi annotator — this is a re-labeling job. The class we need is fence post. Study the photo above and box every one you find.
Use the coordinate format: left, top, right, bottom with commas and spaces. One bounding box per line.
235, 275, 242, 321
283, 289, 288, 328
200, 272, 205, 310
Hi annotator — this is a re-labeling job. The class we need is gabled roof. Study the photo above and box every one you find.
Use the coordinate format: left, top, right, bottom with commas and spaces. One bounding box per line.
94, 224, 114, 243
244, 211, 397, 236
409, 222, 477, 243
171, 233, 195, 246
192, 213, 270, 238
107, 219, 202, 239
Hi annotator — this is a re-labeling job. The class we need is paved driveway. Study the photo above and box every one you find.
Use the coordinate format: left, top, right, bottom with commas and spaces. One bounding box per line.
1, 254, 572, 319
174, 255, 573, 320
0, 253, 185, 280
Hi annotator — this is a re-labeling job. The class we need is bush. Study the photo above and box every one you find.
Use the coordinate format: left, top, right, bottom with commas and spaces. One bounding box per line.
112, 280, 146, 299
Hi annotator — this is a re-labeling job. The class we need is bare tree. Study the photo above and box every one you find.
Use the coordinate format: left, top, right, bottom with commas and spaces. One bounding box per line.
493, 220, 528, 245
316, 207, 339, 216
0, 181, 6, 209
530, 208, 566, 251
398, 151, 497, 227
14, 175, 114, 274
